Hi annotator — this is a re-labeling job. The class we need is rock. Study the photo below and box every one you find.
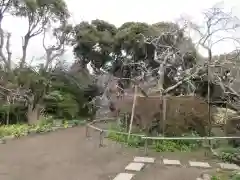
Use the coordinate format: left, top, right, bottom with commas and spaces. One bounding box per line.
200, 173, 211, 180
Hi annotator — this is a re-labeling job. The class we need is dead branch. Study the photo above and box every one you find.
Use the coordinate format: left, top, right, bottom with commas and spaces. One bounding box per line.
184, 5, 240, 104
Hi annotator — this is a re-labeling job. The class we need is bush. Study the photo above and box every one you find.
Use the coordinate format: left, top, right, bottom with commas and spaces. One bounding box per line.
0, 124, 29, 137
216, 147, 240, 166
107, 124, 201, 152
0, 117, 86, 139
232, 173, 240, 180
211, 171, 240, 180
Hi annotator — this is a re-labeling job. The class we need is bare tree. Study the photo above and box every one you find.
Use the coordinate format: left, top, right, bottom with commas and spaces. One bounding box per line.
0, 31, 12, 70
184, 4, 240, 105
42, 23, 72, 71
142, 25, 199, 96
176, 4, 240, 142
0, 0, 13, 71
13, 0, 69, 68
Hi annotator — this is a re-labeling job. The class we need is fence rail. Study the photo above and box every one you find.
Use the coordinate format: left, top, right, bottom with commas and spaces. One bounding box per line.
142, 136, 240, 140
86, 118, 240, 155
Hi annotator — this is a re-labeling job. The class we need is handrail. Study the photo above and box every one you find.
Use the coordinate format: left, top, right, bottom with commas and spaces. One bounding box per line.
87, 118, 240, 141
142, 136, 240, 140
86, 118, 240, 155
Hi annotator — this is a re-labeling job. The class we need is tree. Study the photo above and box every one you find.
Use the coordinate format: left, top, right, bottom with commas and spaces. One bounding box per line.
114, 22, 157, 60
0, 3, 103, 125
42, 22, 73, 71
0, 0, 14, 71
113, 21, 197, 91
13, 0, 69, 68
184, 4, 240, 106
73, 20, 117, 72
0, 0, 70, 124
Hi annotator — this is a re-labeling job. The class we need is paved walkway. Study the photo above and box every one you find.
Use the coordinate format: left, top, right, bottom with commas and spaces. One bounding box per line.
0, 127, 140, 180
0, 127, 239, 180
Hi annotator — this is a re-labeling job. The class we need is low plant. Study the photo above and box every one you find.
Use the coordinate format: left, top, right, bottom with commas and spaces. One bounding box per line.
212, 147, 240, 166
211, 171, 240, 180
0, 124, 29, 137
107, 123, 201, 152
0, 117, 86, 139
232, 173, 240, 180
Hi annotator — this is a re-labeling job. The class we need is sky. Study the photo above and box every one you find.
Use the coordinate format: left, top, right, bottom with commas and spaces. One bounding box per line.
2, 0, 240, 66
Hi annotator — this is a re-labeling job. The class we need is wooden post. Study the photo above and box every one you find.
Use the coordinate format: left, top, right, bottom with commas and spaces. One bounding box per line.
99, 130, 104, 147
85, 125, 90, 138
144, 139, 148, 155
162, 96, 166, 136
127, 85, 138, 142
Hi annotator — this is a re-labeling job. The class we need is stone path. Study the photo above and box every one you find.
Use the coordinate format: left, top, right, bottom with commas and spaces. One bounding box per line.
112, 156, 240, 180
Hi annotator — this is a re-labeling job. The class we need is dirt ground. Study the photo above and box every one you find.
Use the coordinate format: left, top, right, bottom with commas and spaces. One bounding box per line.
0, 126, 220, 180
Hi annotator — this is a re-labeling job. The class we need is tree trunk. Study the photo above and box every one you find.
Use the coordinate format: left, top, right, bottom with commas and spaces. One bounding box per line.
20, 35, 30, 68
6, 109, 9, 125
27, 104, 42, 125
6, 95, 11, 125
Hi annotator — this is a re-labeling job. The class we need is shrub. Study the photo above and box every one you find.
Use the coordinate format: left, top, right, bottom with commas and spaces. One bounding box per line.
107, 123, 201, 152
0, 117, 86, 139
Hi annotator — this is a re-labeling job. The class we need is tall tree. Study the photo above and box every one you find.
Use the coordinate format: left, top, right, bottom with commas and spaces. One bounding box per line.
13, 0, 69, 68
73, 19, 117, 72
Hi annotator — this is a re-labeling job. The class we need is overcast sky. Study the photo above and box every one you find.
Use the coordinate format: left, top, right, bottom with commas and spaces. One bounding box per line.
2, 0, 240, 65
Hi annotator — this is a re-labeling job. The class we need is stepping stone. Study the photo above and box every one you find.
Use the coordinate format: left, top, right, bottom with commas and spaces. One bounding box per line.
163, 159, 181, 166
218, 163, 240, 170
125, 162, 145, 171
133, 156, 155, 163
113, 173, 135, 180
189, 161, 211, 168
